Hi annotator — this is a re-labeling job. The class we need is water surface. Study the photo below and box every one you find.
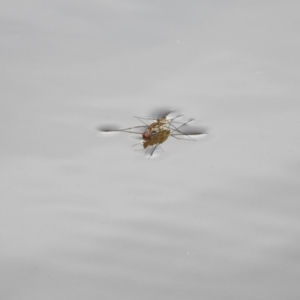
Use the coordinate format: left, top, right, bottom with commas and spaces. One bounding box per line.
1, 1, 300, 299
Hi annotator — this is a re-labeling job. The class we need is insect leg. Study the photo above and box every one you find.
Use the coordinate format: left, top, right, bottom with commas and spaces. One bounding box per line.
169, 119, 198, 140
133, 116, 160, 127
148, 144, 159, 158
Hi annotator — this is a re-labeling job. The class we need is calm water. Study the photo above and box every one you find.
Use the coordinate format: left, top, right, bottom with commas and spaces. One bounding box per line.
1, 1, 300, 299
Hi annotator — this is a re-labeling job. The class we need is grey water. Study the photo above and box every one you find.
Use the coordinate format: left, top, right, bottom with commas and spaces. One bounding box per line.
1, 1, 300, 299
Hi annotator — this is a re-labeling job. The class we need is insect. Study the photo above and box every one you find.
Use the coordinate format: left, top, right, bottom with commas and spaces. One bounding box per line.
99, 111, 206, 158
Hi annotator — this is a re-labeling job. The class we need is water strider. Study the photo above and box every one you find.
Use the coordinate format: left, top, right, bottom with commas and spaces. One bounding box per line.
99, 111, 207, 158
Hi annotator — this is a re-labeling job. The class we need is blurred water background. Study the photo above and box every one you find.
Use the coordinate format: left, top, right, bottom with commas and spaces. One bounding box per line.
1, 1, 300, 299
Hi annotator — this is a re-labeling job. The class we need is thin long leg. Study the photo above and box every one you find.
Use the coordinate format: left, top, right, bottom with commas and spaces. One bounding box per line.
169, 120, 196, 140
117, 125, 146, 131
113, 130, 144, 134
171, 134, 196, 140
169, 119, 194, 131
101, 125, 146, 135
132, 142, 142, 147
134, 115, 156, 120
167, 115, 183, 122
133, 116, 152, 126
134, 113, 181, 123
148, 144, 159, 158
169, 119, 193, 125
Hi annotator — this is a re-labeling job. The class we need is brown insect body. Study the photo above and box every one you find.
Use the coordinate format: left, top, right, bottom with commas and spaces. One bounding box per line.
142, 117, 170, 141
99, 112, 206, 158
143, 129, 170, 149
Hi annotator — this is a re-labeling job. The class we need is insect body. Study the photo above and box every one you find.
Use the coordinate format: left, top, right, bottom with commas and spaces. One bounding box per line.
142, 116, 171, 140
99, 111, 206, 158
143, 129, 170, 149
